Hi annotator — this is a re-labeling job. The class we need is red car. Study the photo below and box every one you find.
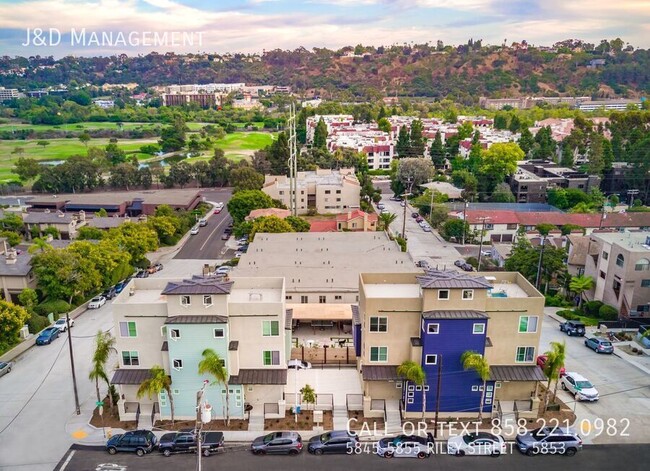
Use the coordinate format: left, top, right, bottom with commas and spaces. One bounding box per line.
536, 355, 566, 377
214, 208, 222, 214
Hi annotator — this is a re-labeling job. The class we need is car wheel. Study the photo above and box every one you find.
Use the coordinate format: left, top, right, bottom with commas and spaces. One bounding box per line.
203, 449, 210, 457
7, 367, 11, 373
525, 449, 535, 456
314, 449, 323, 455
491, 450, 501, 458
288, 449, 299, 456
384, 451, 394, 458
561, 382, 567, 390
163, 449, 171, 457
107, 447, 117, 455
455, 450, 465, 457
564, 448, 577, 457
417, 451, 429, 459
574, 393, 581, 401
136, 448, 145, 457
567, 331, 572, 336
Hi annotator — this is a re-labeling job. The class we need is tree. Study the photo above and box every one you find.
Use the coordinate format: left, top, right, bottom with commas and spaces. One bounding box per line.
89, 331, 116, 408
543, 341, 566, 411
377, 117, 391, 134
490, 182, 516, 203
17, 288, 38, 313
286, 216, 310, 232
394, 158, 434, 194
77, 226, 105, 240
229, 166, 264, 193
313, 118, 328, 149
408, 120, 425, 157
168, 161, 193, 188
480, 143, 521, 182
28, 237, 51, 254
12, 146, 25, 157
109, 163, 139, 190
107, 222, 158, 265
227, 190, 274, 224
378, 212, 397, 231
397, 360, 427, 420
250, 216, 295, 237
518, 128, 534, 155
569, 275, 594, 308
0, 300, 30, 350
505, 237, 567, 291
137, 366, 175, 424
79, 132, 91, 147
32, 249, 102, 304
461, 351, 490, 421
198, 349, 230, 425
267, 132, 289, 174
13, 157, 41, 182
441, 219, 470, 242
560, 145, 574, 167
37, 140, 50, 149
395, 125, 410, 158
429, 131, 445, 169
159, 116, 187, 152
300, 384, 316, 411
105, 142, 127, 165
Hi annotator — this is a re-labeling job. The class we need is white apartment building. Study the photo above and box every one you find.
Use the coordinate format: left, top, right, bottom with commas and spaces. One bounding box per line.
0, 87, 19, 101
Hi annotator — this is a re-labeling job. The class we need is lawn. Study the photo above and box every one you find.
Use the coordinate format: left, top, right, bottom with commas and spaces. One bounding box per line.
0, 121, 161, 132
213, 132, 274, 152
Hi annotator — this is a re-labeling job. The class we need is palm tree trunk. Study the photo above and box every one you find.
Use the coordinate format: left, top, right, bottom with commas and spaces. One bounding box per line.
478, 380, 486, 422
95, 377, 101, 403
552, 379, 560, 405
543, 378, 552, 413
167, 387, 175, 425
225, 383, 230, 426
421, 382, 426, 422
104, 378, 113, 408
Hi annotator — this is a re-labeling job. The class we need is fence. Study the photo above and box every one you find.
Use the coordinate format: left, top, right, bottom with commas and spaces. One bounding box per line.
291, 346, 356, 366
346, 394, 363, 411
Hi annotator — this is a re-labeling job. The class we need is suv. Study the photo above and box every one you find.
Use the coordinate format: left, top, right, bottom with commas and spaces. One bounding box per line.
560, 320, 586, 337
251, 431, 303, 455
158, 431, 224, 457
516, 427, 582, 456
560, 372, 599, 401
106, 430, 158, 456
584, 337, 614, 354
308, 430, 358, 455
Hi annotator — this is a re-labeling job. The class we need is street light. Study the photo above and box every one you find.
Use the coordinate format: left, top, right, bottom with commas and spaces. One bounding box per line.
401, 177, 414, 239
294, 363, 306, 422
195, 379, 210, 471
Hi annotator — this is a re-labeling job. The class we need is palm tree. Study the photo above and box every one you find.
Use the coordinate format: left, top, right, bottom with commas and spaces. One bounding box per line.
137, 366, 174, 424
198, 349, 230, 425
546, 342, 566, 408
28, 237, 51, 254
397, 360, 427, 420
88, 331, 116, 408
569, 275, 594, 309
379, 212, 397, 231
461, 351, 490, 422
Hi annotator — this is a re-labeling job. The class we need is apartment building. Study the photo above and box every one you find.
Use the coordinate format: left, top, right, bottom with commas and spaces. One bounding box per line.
0, 239, 36, 301
356, 270, 545, 419
22, 210, 87, 239
0, 87, 19, 101
162, 93, 219, 108
262, 168, 360, 215
584, 232, 650, 318
111, 276, 290, 423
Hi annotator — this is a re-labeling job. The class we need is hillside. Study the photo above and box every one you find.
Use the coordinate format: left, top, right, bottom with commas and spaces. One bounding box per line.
1, 41, 649, 104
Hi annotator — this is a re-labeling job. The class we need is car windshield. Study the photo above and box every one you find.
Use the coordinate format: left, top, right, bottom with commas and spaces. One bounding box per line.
576, 380, 593, 389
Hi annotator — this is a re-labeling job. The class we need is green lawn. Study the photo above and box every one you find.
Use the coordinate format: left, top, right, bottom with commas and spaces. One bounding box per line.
0, 122, 161, 132
213, 132, 274, 151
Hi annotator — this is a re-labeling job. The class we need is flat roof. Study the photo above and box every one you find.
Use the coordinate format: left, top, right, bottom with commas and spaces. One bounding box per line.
29, 188, 201, 206
229, 287, 283, 304
120, 289, 167, 304
287, 303, 353, 321
591, 232, 650, 252
489, 283, 529, 298
364, 283, 421, 298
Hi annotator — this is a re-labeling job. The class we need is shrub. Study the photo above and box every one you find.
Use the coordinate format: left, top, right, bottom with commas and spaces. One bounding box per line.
598, 304, 618, 321
27, 312, 50, 334
466, 256, 478, 269
557, 309, 578, 320
545, 294, 571, 307
395, 236, 407, 252
35, 299, 71, 316
583, 300, 604, 317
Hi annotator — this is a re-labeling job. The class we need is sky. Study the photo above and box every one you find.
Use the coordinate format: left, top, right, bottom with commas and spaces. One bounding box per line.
0, 0, 649, 57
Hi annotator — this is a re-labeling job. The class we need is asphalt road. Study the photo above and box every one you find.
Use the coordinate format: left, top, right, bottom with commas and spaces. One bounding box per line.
0, 303, 116, 471
174, 188, 234, 260
55, 443, 650, 471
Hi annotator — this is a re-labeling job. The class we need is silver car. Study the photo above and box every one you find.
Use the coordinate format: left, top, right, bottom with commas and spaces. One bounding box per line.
0, 361, 14, 378
376, 434, 434, 459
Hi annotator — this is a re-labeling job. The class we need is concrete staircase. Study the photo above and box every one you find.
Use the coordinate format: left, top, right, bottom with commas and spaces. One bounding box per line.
385, 400, 402, 434
248, 413, 264, 432
137, 403, 153, 430
332, 405, 349, 429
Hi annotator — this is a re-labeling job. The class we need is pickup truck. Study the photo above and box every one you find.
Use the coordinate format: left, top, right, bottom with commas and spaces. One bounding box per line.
158, 431, 224, 457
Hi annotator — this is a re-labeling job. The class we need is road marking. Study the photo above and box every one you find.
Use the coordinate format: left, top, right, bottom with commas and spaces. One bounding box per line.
200, 212, 230, 252
59, 450, 75, 471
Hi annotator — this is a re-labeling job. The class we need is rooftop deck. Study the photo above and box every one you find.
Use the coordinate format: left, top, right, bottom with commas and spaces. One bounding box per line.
363, 283, 422, 298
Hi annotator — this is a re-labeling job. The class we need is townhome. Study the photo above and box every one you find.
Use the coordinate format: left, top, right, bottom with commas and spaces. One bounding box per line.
356, 270, 545, 420
111, 276, 289, 423
23, 210, 87, 239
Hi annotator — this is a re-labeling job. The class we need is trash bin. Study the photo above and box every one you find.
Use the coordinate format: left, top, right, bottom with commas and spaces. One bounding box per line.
296, 405, 301, 414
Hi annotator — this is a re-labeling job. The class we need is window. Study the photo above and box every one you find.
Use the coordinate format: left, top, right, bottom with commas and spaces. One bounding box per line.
485, 223, 494, 230
170, 328, 181, 339
335, 295, 342, 300
263, 350, 280, 366
369, 316, 387, 333
319, 296, 326, 303
599, 270, 606, 279
519, 316, 538, 333
507, 223, 517, 230
427, 323, 439, 334
285, 295, 293, 300
438, 289, 449, 300
203, 295, 213, 306
516, 347, 535, 363
181, 295, 191, 306
425, 354, 437, 365
370, 346, 388, 362
635, 259, 650, 271
119, 321, 137, 338
336, 190, 341, 194
213, 328, 224, 338
172, 359, 183, 370
262, 320, 279, 337
462, 289, 474, 300
473, 323, 485, 334
471, 385, 479, 392
122, 351, 139, 366
616, 254, 625, 267
641, 280, 650, 288
301, 295, 308, 304
602, 251, 609, 260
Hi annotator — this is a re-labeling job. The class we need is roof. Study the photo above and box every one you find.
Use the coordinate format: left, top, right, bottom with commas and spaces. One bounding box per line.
88, 216, 131, 229
246, 208, 291, 221
111, 368, 153, 385
29, 188, 201, 207
165, 315, 228, 324
422, 310, 489, 320
309, 219, 338, 232
23, 212, 75, 224
0, 252, 33, 277
489, 365, 546, 382
567, 235, 589, 266
461, 210, 519, 225
229, 369, 287, 385
417, 270, 492, 290
420, 181, 463, 200
287, 303, 353, 321
351, 305, 361, 325
335, 210, 378, 223
362, 365, 400, 381
162, 277, 233, 295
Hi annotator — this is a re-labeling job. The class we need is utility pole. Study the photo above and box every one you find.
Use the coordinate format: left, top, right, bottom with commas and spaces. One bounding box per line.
195, 380, 210, 471
401, 177, 413, 239
476, 217, 490, 271
433, 355, 442, 438
287, 103, 298, 216
535, 235, 546, 290
66, 313, 80, 415
461, 200, 469, 245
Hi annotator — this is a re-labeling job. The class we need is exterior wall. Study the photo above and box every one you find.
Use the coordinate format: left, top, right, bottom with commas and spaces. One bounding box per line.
0, 272, 36, 300
114, 306, 167, 370
245, 384, 285, 409
495, 381, 536, 401
364, 379, 401, 401
421, 286, 489, 312
316, 182, 360, 214
285, 291, 359, 304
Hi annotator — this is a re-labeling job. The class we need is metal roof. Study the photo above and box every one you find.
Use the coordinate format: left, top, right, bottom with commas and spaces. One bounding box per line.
422, 310, 489, 320
489, 365, 546, 382
165, 315, 228, 324
162, 277, 233, 295
229, 369, 287, 385
362, 365, 399, 381
111, 368, 153, 385
417, 270, 492, 290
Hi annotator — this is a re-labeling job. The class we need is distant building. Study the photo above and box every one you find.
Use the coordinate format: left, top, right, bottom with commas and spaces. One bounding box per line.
93, 99, 115, 109
162, 93, 218, 108
336, 210, 378, 232
22, 210, 87, 240
0, 87, 19, 101
0, 239, 36, 301
576, 99, 641, 112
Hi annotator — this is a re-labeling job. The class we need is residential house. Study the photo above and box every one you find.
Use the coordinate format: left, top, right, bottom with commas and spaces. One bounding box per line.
0, 239, 36, 301
566, 235, 590, 276
336, 210, 378, 232
356, 270, 545, 420
23, 210, 86, 239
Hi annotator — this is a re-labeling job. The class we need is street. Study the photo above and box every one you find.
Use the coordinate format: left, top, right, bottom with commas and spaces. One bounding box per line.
55, 443, 650, 471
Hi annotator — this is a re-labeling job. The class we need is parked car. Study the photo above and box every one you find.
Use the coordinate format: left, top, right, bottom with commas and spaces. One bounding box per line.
376, 434, 434, 459
237, 237, 249, 245
54, 317, 74, 332
584, 337, 614, 354
215, 266, 232, 276
515, 426, 582, 456
234, 251, 243, 258
106, 430, 158, 456
308, 430, 358, 455
221, 233, 230, 241
114, 282, 126, 294
190, 225, 200, 235
560, 372, 599, 401
447, 432, 507, 457
400, 201, 406, 207
103, 286, 117, 299
36, 327, 60, 345
158, 431, 224, 457
251, 431, 303, 455
213, 208, 222, 214
135, 269, 149, 278
480, 250, 492, 257
422, 225, 432, 232
0, 361, 14, 378
287, 359, 312, 369
390, 196, 402, 202
415, 260, 430, 269
147, 263, 163, 274
411, 212, 419, 218
198, 218, 208, 227
415, 216, 424, 223
461, 263, 474, 272
560, 320, 586, 337
454, 259, 465, 267
88, 295, 107, 309
377, 203, 385, 210
536, 355, 566, 376
224, 227, 233, 234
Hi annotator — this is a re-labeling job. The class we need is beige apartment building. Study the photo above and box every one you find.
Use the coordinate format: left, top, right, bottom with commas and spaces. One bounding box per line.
355, 270, 545, 420
262, 168, 361, 215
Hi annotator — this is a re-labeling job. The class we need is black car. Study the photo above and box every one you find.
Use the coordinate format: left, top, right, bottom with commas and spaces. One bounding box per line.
461, 263, 474, 272
308, 430, 358, 455
103, 286, 117, 299
106, 430, 158, 456
411, 212, 419, 218
158, 431, 224, 457
560, 320, 586, 337
135, 270, 149, 278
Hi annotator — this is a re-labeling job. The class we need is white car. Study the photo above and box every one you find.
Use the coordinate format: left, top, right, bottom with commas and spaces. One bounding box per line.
190, 225, 200, 235
198, 218, 208, 227
560, 372, 599, 401
447, 432, 506, 457
215, 266, 232, 275
88, 296, 106, 309
287, 359, 312, 369
54, 317, 74, 332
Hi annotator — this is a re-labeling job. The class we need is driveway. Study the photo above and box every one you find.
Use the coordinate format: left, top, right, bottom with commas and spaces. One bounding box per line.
540, 310, 650, 444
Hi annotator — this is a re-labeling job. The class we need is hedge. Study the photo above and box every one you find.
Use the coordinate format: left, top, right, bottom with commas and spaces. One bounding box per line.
598, 304, 619, 321
35, 299, 71, 316
583, 300, 604, 317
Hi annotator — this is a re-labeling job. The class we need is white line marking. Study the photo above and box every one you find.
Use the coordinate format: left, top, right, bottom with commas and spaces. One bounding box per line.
200, 212, 230, 251
59, 450, 76, 471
